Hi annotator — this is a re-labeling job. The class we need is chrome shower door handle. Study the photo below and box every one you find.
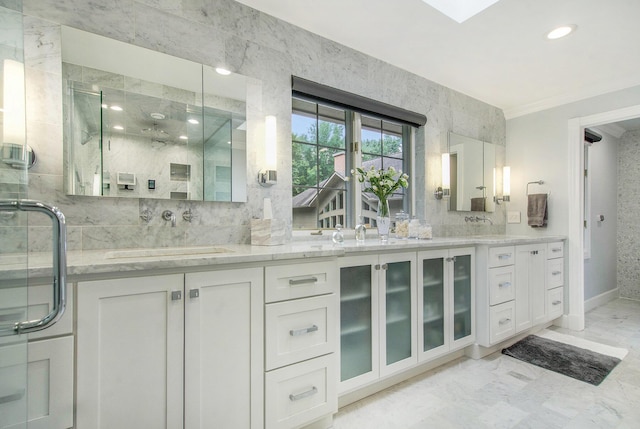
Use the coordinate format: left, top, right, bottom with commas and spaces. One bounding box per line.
0, 199, 67, 334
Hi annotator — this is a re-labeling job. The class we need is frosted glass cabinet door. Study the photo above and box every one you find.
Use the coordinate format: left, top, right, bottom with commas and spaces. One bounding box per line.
384, 261, 413, 366
380, 253, 417, 376
421, 255, 447, 356
339, 264, 375, 384
451, 250, 475, 348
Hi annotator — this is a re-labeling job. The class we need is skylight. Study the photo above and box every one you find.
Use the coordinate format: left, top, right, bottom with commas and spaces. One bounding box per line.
422, 0, 500, 23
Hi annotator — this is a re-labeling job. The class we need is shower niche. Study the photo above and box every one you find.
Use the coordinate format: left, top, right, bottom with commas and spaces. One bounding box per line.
63, 27, 256, 202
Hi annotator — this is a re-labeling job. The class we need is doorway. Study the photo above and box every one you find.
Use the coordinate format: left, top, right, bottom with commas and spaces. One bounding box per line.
567, 104, 640, 331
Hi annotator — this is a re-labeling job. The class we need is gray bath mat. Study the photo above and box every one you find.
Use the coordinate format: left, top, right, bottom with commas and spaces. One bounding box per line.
502, 334, 621, 386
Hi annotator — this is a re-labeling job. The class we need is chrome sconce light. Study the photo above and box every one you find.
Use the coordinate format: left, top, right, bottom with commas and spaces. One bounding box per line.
493, 166, 511, 204
258, 115, 277, 187
434, 153, 450, 199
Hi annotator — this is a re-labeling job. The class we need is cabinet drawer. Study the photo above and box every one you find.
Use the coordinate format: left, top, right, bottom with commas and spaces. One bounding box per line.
489, 246, 515, 268
547, 259, 564, 289
489, 265, 515, 305
265, 354, 337, 429
547, 287, 564, 320
0, 282, 73, 340
265, 261, 338, 303
547, 242, 564, 259
265, 294, 337, 370
489, 301, 515, 345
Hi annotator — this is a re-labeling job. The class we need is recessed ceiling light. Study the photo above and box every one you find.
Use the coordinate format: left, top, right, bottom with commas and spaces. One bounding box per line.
179, 135, 188, 140
101, 104, 108, 109
110, 105, 123, 111
215, 67, 231, 76
113, 125, 124, 130
546, 25, 577, 40
188, 118, 199, 125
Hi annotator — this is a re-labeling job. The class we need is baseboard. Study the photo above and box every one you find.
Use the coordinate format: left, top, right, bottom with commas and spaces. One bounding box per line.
337, 350, 465, 408
584, 288, 619, 312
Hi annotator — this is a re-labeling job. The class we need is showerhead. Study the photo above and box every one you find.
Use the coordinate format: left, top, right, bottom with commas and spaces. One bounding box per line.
141, 123, 171, 143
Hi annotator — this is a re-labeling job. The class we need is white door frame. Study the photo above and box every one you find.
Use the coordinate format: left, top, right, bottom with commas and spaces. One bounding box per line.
566, 104, 640, 331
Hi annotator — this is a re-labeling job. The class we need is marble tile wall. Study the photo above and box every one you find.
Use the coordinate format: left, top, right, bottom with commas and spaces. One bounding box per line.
7, 0, 506, 252
617, 129, 640, 300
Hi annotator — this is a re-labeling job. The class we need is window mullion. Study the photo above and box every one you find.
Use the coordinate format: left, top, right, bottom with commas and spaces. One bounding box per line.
352, 112, 362, 227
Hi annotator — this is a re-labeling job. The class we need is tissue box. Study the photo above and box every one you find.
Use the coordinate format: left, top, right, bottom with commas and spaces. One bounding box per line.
251, 219, 286, 246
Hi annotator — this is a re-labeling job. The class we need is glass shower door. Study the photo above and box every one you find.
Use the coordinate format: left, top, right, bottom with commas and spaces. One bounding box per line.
0, 3, 29, 427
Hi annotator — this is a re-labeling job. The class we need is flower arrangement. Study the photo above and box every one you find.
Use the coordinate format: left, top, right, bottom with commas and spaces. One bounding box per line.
351, 165, 409, 217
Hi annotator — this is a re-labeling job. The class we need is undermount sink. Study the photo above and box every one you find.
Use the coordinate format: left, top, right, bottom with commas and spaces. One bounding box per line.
105, 246, 234, 259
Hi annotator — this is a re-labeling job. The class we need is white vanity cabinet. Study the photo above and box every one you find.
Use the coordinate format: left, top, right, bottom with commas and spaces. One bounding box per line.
476, 239, 565, 349
338, 252, 417, 393
546, 242, 565, 321
417, 247, 475, 362
76, 268, 264, 429
0, 282, 74, 429
515, 244, 547, 331
263, 260, 338, 429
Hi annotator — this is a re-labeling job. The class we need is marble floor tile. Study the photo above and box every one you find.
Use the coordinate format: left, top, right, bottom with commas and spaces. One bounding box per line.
332, 298, 640, 429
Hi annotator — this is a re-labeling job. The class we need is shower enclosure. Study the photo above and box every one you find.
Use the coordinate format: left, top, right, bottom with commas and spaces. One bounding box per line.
64, 62, 247, 202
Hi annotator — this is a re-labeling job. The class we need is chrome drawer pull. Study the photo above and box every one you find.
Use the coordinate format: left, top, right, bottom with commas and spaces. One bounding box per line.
498, 282, 511, 288
552, 271, 562, 276
552, 248, 562, 253
289, 386, 318, 402
498, 253, 511, 260
289, 277, 318, 286
290, 325, 319, 336
498, 318, 511, 325
0, 389, 25, 405
552, 300, 562, 305
0, 311, 26, 323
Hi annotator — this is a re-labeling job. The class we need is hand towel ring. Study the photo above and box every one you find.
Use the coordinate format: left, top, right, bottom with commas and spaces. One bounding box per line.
527, 180, 545, 195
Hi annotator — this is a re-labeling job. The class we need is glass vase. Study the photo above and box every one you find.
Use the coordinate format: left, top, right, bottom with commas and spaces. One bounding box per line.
376, 197, 391, 242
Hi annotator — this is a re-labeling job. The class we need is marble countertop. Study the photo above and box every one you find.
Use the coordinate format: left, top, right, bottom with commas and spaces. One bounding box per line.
1, 234, 566, 282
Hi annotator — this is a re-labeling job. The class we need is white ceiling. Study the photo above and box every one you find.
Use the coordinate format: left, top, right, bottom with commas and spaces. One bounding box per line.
234, 0, 640, 119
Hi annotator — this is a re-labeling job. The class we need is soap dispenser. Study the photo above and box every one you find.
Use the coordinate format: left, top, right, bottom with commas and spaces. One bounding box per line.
332, 224, 344, 245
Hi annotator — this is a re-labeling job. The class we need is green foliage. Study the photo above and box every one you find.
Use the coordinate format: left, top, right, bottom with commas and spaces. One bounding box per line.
292, 121, 346, 190
362, 134, 402, 156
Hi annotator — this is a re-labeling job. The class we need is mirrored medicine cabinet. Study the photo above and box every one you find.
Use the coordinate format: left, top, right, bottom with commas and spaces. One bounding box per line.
62, 26, 259, 202
447, 131, 497, 213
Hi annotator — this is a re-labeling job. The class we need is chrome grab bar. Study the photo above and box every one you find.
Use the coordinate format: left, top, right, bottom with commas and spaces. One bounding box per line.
0, 199, 67, 334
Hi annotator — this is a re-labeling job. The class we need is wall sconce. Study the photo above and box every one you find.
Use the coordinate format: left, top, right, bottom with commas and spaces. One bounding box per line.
258, 115, 277, 187
494, 166, 511, 204
1, 59, 35, 169
434, 153, 450, 199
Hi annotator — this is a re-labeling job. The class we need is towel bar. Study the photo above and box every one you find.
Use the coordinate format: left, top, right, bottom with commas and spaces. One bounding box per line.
527, 180, 544, 195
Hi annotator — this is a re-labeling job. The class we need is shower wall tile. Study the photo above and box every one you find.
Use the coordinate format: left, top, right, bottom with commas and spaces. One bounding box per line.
617, 129, 640, 300
17, 0, 506, 253
23, 14, 60, 73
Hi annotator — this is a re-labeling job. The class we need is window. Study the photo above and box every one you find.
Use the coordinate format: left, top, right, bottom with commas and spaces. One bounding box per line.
292, 97, 412, 229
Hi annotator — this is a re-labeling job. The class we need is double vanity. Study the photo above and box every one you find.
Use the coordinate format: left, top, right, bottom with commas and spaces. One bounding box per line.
10, 234, 565, 429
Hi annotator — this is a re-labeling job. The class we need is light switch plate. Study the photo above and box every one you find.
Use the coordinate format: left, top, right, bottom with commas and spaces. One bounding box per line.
507, 211, 521, 224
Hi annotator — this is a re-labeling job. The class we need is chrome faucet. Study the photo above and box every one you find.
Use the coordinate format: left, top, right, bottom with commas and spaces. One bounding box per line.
162, 210, 176, 227
465, 215, 493, 225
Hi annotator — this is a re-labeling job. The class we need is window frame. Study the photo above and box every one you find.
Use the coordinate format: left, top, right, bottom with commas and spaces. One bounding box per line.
292, 96, 413, 230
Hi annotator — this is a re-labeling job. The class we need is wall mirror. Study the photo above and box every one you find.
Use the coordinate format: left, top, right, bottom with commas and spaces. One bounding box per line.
447, 132, 496, 212
62, 26, 253, 202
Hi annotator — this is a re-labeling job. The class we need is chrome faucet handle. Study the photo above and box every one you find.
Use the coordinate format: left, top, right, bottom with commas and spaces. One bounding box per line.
182, 209, 194, 223
140, 209, 153, 223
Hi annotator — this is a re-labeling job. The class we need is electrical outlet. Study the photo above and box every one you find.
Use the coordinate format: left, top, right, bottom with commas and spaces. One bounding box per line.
507, 211, 521, 224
